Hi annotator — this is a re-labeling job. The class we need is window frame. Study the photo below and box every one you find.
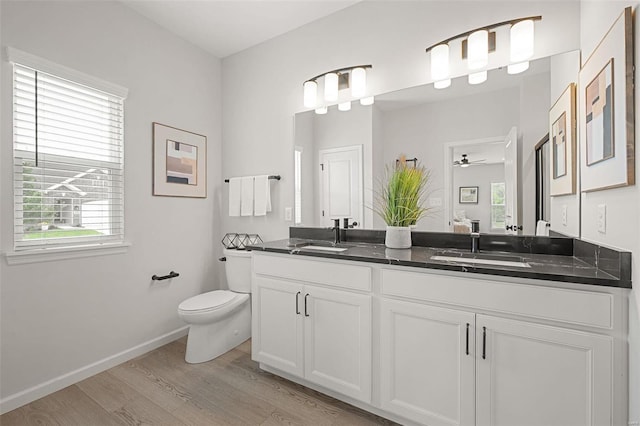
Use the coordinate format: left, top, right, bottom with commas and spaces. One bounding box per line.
6, 47, 129, 262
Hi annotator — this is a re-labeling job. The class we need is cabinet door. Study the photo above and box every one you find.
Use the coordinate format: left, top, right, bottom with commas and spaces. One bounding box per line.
380, 299, 476, 426
303, 285, 372, 403
252, 276, 304, 377
476, 315, 613, 426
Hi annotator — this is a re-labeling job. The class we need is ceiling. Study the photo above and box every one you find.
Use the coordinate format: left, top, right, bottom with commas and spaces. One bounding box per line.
120, 0, 361, 58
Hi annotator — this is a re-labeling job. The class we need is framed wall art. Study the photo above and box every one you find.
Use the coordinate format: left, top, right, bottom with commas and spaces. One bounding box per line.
549, 83, 576, 196
153, 122, 207, 198
459, 186, 478, 204
579, 6, 634, 192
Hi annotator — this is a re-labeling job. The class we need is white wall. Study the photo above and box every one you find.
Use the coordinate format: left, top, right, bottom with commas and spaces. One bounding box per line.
453, 164, 505, 233
221, 0, 581, 242
0, 0, 222, 412
579, 2, 640, 423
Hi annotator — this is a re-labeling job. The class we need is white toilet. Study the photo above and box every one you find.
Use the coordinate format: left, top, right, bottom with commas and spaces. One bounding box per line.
178, 248, 252, 363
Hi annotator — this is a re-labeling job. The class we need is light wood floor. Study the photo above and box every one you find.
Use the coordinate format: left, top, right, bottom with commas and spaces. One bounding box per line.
1, 338, 398, 426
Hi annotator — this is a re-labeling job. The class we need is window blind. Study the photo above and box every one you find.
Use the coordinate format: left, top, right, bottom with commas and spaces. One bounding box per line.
13, 63, 125, 250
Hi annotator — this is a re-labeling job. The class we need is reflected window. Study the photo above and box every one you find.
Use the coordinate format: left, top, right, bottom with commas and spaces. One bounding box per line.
294, 147, 302, 224
491, 182, 505, 230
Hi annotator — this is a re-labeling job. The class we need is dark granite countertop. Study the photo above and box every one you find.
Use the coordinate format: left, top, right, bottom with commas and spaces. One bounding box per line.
248, 238, 631, 289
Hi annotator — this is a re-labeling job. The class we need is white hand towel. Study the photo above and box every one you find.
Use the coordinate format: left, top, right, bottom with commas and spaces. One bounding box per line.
240, 176, 254, 216
254, 175, 272, 216
228, 177, 241, 217
536, 220, 550, 236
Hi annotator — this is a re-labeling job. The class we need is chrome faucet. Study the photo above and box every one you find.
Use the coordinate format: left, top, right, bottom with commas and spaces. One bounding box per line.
470, 220, 480, 253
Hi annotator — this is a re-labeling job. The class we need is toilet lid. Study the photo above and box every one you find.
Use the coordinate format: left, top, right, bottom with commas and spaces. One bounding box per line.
178, 290, 237, 312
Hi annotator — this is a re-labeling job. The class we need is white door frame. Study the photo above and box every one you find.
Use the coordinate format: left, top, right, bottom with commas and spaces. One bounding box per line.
443, 136, 505, 232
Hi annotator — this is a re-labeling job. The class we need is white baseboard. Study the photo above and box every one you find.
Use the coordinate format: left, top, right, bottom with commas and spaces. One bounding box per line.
0, 326, 189, 415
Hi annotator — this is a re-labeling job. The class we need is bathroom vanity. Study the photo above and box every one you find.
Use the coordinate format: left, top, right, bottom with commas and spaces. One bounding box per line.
250, 233, 630, 426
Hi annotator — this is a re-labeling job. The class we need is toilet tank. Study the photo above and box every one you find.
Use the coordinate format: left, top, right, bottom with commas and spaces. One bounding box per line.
223, 248, 252, 293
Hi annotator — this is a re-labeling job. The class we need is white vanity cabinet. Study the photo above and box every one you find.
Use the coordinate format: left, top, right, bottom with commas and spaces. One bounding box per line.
252, 253, 372, 403
252, 251, 627, 426
380, 267, 620, 426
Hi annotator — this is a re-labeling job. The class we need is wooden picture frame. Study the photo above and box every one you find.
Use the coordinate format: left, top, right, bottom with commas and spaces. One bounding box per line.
459, 186, 478, 204
549, 83, 577, 196
153, 122, 207, 198
579, 7, 634, 192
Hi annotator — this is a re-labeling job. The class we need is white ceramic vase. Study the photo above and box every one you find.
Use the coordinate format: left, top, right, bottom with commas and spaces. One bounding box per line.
385, 226, 412, 249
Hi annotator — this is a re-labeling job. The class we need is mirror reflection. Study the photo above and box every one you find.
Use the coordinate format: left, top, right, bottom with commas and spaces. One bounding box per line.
293, 51, 580, 236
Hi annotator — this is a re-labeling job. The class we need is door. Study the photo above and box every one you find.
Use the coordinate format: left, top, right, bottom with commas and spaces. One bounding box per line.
252, 276, 304, 377
319, 145, 363, 227
303, 285, 371, 403
476, 315, 613, 426
380, 299, 476, 426
503, 127, 519, 234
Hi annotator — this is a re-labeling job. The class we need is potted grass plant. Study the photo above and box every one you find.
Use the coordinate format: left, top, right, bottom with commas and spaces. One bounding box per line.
374, 156, 431, 249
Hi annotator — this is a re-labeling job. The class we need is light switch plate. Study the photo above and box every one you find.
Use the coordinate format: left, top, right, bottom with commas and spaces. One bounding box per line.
562, 205, 567, 226
284, 207, 293, 222
597, 204, 606, 233
429, 197, 442, 207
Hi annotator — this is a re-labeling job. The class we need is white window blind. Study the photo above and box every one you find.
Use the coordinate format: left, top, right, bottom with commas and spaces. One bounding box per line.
13, 62, 125, 250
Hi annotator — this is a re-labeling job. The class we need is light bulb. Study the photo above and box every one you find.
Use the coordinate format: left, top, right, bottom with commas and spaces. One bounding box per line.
324, 72, 338, 102
434, 79, 451, 89
510, 19, 534, 62
351, 67, 366, 98
431, 44, 450, 81
360, 96, 375, 106
303, 80, 317, 108
468, 71, 487, 85
338, 101, 351, 111
508, 61, 530, 74
315, 106, 328, 115
467, 30, 488, 70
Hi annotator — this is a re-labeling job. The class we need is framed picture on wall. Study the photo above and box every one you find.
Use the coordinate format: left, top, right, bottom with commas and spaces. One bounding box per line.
459, 186, 478, 204
579, 6, 635, 192
153, 122, 207, 198
549, 83, 576, 196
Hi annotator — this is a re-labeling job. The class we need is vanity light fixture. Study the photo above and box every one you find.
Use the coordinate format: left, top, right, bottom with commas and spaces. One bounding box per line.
303, 64, 373, 114
426, 16, 541, 87
338, 101, 351, 112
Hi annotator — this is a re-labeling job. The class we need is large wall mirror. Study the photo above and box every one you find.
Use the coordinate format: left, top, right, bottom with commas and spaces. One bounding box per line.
294, 50, 581, 237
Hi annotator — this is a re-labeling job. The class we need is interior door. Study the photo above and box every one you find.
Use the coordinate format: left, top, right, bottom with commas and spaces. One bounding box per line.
503, 127, 519, 234
319, 145, 363, 227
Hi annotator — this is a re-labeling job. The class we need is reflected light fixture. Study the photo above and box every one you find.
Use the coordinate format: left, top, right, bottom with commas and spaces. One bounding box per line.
303, 65, 372, 114
425, 16, 541, 88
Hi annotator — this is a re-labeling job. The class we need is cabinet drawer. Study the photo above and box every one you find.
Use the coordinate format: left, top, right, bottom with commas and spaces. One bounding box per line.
381, 268, 613, 329
253, 253, 371, 292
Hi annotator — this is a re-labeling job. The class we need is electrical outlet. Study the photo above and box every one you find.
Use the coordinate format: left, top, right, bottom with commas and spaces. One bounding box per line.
284, 207, 293, 222
562, 205, 567, 226
597, 204, 606, 234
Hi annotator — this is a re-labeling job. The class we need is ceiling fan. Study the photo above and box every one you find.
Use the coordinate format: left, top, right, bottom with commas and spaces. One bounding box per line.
453, 154, 486, 167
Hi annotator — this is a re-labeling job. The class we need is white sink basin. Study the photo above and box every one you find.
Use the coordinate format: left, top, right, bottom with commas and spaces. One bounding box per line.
430, 255, 530, 268
300, 245, 348, 252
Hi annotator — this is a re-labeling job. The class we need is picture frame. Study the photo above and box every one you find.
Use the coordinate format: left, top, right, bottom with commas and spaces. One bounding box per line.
549, 83, 576, 196
153, 122, 207, 198
459, 186, 478, 204
579, 7, 634, 192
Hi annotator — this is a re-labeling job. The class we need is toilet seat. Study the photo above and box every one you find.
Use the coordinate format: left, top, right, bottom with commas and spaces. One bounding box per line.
178, 290, 237, 313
